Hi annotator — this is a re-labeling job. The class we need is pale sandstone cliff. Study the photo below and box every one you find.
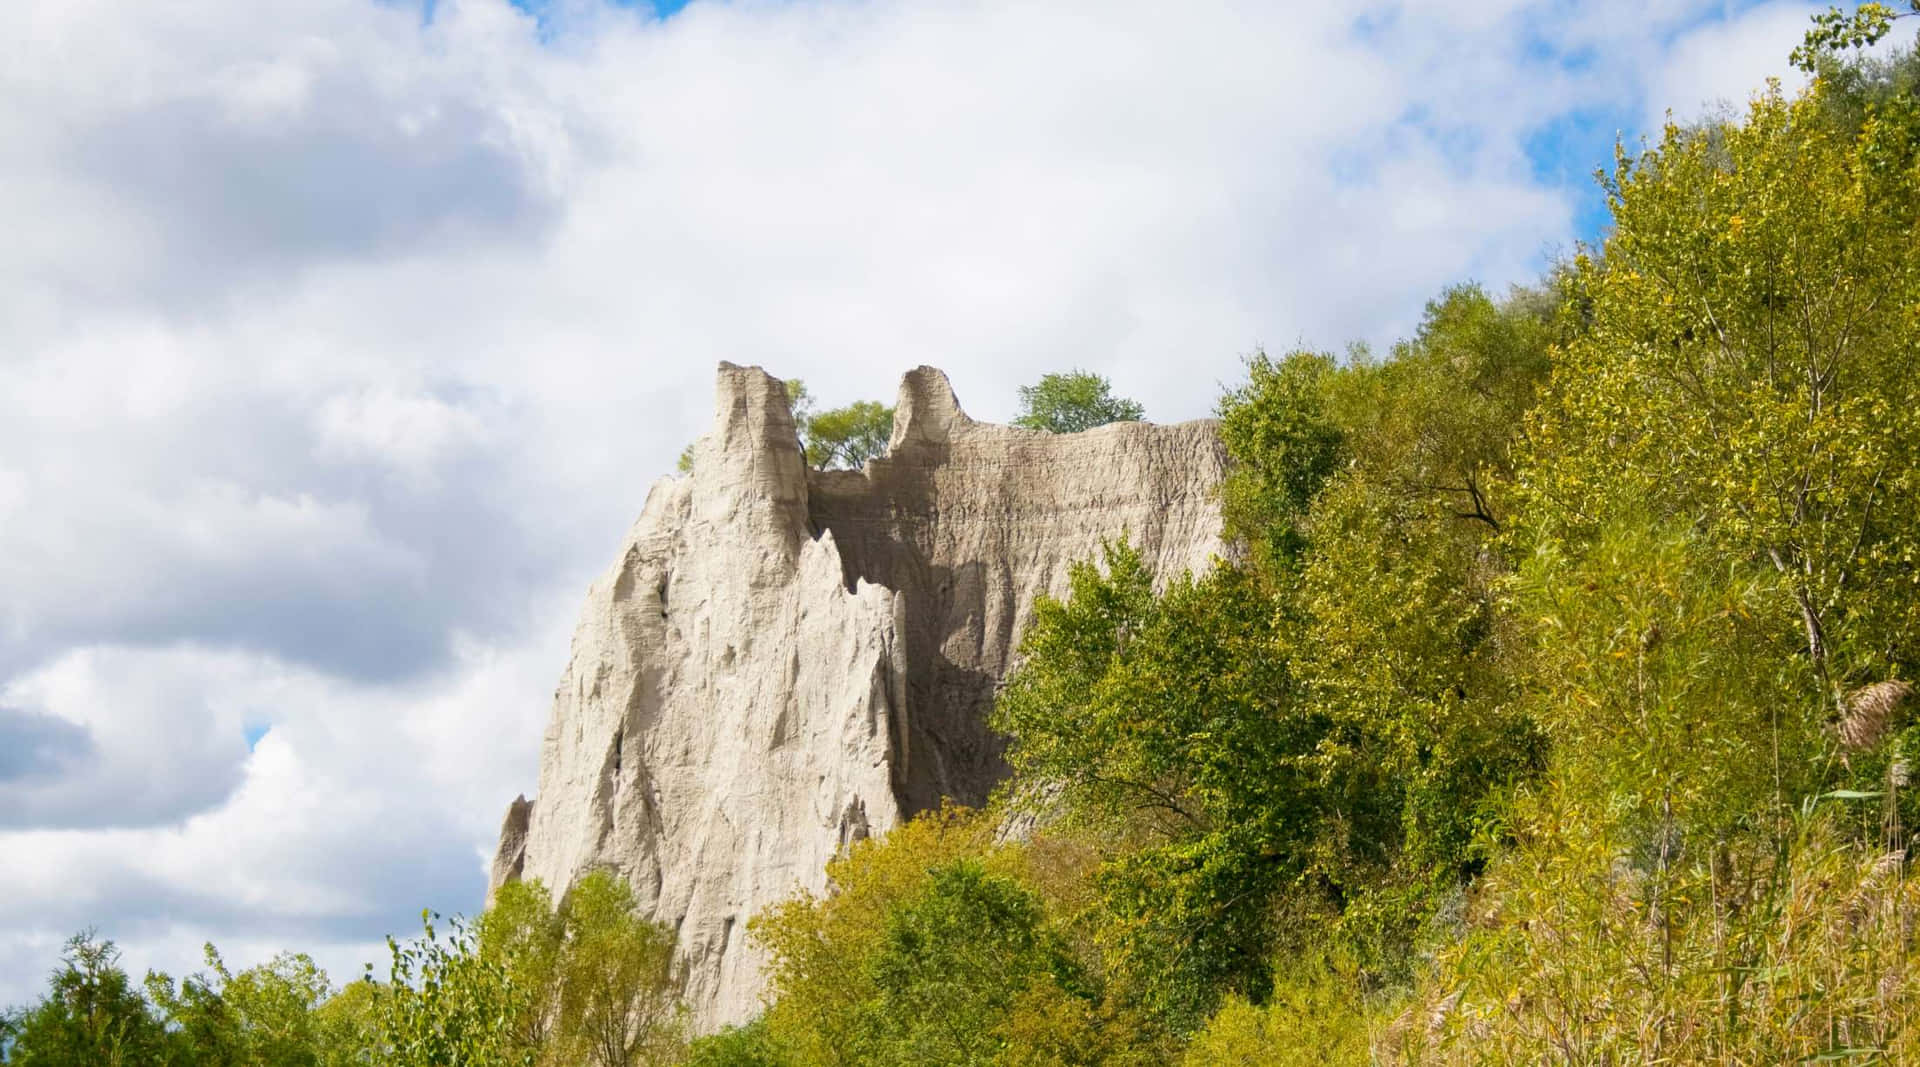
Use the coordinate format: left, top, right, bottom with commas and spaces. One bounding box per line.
493, 363, 1225, 1028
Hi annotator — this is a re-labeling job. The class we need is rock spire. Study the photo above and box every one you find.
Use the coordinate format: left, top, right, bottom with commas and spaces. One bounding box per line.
493, 363, 1225, 1027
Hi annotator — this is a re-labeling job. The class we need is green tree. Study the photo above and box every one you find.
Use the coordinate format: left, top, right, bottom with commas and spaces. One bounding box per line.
145, 946, 338, 1067
474, 879, 564, 1056
751, 809, 1155, 1066
311, 981, 380, 1067
801, 400, 893, 470
368, 909, 537, 1067
4, 933, 171, 1067
1792, 1, 1919, 71
995, 282, 1557, 1027
753, 808, 999, 1067
368, 874, 683, 1067
1400, 42, 1920, 1064
1520, 81, 1920, 721
1012, 371, 1145, 433
994, 546, 1305, 1028
1180, 955, 1371, 1067
1214, 351, 1345, 576
855, 861, 1081, 1066
551, 872, 683, 1067
685, 1019, 791, 1067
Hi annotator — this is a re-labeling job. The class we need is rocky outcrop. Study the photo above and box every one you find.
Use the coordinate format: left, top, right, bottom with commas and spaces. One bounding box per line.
494, 363, 1225, 1028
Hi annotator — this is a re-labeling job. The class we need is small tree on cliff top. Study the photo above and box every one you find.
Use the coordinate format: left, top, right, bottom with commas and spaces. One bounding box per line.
1013, 371, 1145, 433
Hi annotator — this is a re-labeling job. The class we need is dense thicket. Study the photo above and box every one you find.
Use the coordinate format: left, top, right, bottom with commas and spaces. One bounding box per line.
1, 873, 682, 1067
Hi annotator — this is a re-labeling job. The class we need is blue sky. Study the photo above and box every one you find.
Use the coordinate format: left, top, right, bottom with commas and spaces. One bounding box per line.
0, 0, 1847, 1008
492, 0, 692, 27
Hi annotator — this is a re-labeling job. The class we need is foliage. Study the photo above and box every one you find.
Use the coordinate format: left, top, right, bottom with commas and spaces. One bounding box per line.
992, 279, 1558, 1030
1519, 83, 1920, 714
1793, 2, 1918, 71
474, 878, 564, 1056
1813, 35, 1920, 133
373, 871, 683, 1067
1397, 53, 1920, 1067
1180, 955, 1375, 1067
146, 946, 336, 1067
751, 808, 1163, 1066
550, 872, 683, 1067
801, 400, 893, 470
1, 931, 390, 1067
1012, 371, 1145, 434
312, 981, 380, 1067
3, 873, 681, 1067
1408, 809, 1920, 1064
685, 1019, 792, 1067
855, 860, 1081, 1065
752, 807, 999, 1066
3, 933, 172, 1067
994, 548, 1299, 1028
1214, 350, 1344, 575
370, 908, 536, 1067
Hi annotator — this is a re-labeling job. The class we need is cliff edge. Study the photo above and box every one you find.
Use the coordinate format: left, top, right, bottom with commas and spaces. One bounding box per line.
492, 363, 1225, 1028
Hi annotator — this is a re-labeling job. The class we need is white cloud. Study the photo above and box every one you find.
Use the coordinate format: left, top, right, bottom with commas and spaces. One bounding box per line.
0, 0, 1839, 1009
315, 388, 488, 485
1648, 1, 1821, 127
1, 647, 255, 829
0, 631, 564, 1004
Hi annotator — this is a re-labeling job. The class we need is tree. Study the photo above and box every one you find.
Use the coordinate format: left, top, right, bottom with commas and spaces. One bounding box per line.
750, 809, 1155, 1066
368, 909, 537, 1067
474, 879, 564, 1057
1520, 80, 1920, 719
1402, 47, 1920, 1064
995, 283, 1557, 1025
856, 861, 1079, 1066
685, 1019, 791, 1067
551, 873, 683, 1067
801, 401, 892, 470
4, 933, 171, 1067
1012, 371, 1145, 433
148, 946, 337, 1067
753, 808, 999, 1067
993, 545, 1305, 1029
311, 982, 380, 1067
1214, 351, 1345, 576
1180, 956, 1370, 1067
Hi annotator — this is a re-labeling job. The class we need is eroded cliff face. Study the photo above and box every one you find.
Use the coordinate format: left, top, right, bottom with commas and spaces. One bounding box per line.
493, 363, 1224, 1028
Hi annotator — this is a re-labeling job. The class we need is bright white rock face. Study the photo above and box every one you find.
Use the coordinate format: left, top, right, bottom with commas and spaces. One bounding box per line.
493, 363, 1225, 1029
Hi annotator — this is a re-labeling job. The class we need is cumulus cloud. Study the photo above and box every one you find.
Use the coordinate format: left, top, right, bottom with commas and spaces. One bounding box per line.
0, 648, 255, 829
1647, 1, 1821, 127
0, 0, 1843, 1008
0, 629, 569, 998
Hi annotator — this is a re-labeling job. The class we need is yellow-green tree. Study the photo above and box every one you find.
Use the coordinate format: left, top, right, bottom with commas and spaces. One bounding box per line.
752, 808, 999, 1066
1404, 45, 1920, 1065
551, 873, 683, 1067
1521, 82, 1920, 718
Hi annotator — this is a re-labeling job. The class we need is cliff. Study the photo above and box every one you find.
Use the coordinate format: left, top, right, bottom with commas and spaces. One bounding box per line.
491, 363, 1226, 1028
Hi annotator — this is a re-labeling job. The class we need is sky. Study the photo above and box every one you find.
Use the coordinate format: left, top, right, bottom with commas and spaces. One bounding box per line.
0, 0, 1842, 1004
